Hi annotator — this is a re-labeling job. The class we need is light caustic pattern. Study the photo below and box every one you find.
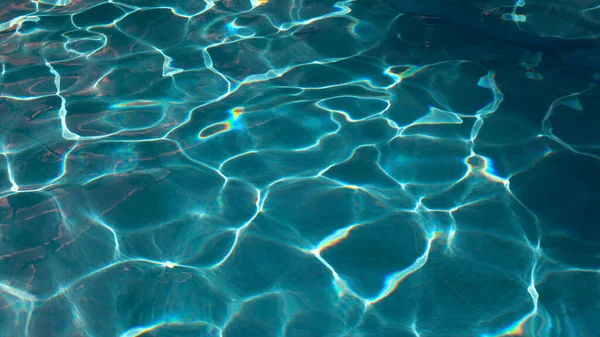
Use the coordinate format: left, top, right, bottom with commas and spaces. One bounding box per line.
0, 0, 599, 336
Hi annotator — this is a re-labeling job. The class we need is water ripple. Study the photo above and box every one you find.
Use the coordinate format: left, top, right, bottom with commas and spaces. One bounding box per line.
1, 0, 599, 336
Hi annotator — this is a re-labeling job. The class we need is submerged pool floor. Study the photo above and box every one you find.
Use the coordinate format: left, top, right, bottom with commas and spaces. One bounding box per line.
1, 1, 599, 336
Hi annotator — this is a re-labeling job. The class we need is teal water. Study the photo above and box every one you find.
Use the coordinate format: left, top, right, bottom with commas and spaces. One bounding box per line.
1, 1, 599, 336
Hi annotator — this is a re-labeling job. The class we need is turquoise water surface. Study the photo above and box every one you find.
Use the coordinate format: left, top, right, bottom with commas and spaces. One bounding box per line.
1, 0, 599, 336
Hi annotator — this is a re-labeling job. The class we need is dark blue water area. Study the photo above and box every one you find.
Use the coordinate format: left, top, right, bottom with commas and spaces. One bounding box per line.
0, 0, 599, 336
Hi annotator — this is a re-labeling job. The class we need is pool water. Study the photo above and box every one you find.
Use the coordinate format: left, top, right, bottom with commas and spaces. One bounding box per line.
1, 1, 599, 336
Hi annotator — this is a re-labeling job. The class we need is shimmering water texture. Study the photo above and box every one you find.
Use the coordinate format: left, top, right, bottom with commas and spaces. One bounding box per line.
1, 0, 599, 336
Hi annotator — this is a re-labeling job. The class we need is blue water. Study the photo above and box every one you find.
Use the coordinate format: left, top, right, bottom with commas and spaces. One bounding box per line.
0, 0, 599, 336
